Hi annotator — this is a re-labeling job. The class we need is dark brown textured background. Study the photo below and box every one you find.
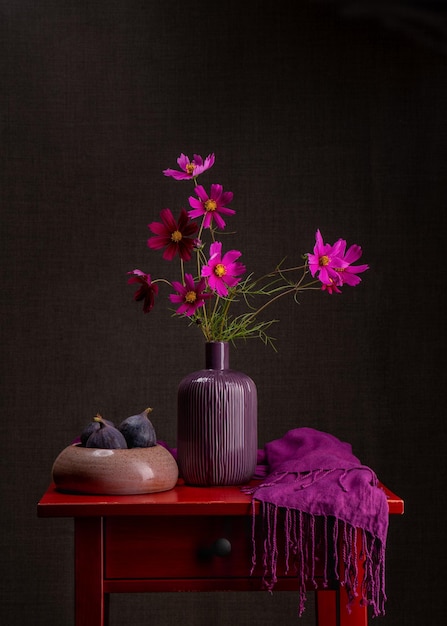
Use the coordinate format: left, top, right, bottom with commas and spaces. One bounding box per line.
2, 1, 446, 624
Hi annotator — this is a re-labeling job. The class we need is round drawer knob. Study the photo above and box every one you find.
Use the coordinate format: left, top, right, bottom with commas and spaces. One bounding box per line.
212, 537, 232, 557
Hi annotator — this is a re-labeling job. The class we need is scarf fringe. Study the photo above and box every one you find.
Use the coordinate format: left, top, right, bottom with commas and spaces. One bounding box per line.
249, 500, 387, 618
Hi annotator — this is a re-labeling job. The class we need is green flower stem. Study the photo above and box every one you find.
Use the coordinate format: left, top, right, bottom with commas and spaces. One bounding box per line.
180, 259, 185, 284
200, 304, 210, 340
239, 285, 299, 328
250, 262, 309, 290
219, 291, 236, 337
153, 278, 173, 288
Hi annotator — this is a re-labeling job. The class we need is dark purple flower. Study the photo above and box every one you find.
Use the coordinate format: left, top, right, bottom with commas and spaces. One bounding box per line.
127, 270, 159, 313
148, 208, 198, 261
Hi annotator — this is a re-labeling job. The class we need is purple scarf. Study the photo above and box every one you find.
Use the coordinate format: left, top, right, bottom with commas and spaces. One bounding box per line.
242, 428, 389, 617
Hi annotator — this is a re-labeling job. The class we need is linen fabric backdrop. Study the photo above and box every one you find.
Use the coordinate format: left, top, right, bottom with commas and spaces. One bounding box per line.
1, 1, 446, 624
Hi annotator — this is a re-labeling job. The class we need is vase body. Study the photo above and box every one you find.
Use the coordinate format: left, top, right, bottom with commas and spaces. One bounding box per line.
177, 342, 257, 486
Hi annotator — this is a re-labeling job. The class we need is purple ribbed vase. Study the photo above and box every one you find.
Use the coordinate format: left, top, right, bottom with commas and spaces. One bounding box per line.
177, 342, 257, 486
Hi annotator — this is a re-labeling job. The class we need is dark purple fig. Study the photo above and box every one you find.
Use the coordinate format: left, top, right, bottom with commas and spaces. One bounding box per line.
85, 415, 128, 449
80, 414, 115, 446
118, 407, 157, 448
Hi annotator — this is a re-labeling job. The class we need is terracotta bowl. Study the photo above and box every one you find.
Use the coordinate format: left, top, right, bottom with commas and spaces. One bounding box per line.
52, 444, 179, 495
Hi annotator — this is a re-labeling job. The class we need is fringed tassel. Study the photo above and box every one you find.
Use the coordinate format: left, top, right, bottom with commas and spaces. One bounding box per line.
259, 502, 279, 591
360, 529, 387, 617
340, 521, 359, 611
339, 521, 387, 617
250, 505, 317, 616
250, 506, 387, 618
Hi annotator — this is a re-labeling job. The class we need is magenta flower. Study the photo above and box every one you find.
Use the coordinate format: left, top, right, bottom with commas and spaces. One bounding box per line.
148, 208, 198, 261
127, 270, 159, 313
321, 280, 343, 295
201, 241, 246, 297
169, 274, 213, 316
333, 241, 369, 287
307, 230, 348, 286
188, 184, 235, 230
308, 230, 369, 292
163, 153, 215, 181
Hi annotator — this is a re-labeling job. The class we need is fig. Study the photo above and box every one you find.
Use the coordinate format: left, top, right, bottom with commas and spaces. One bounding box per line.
85, 415, 128, 449
80, 414, 115, 446
118, 407, 157, 448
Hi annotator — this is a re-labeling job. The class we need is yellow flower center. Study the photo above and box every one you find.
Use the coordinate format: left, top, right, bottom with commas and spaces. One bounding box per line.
186, 163, 196, 175
320, 255, 330, 267
185, 291, 197, 303
214, 263, 226, 277
171, 230, 182, 242
204, 199, 217, 212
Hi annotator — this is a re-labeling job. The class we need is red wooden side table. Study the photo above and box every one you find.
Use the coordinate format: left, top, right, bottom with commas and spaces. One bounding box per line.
37, 480, 404, 626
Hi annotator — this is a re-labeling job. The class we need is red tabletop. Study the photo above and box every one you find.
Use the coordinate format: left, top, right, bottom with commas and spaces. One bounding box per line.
37, 479, 404, 518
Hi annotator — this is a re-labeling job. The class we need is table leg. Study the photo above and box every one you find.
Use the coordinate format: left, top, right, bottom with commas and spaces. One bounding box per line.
75, 517, 108, 626
315, 590, 337, 626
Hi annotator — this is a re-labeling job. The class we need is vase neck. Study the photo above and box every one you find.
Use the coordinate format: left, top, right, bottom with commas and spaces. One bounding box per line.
205, 342, 229, 370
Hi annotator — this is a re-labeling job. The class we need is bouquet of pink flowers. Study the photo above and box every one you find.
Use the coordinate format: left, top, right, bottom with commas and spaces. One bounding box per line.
128, 153, 369, 348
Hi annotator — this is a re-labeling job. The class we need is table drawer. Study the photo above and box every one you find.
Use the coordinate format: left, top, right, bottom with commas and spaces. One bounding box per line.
105, 515, 329, 583
105, 516, 255, 579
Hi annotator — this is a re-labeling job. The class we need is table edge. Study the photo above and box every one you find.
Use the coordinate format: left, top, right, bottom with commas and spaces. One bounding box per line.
37, 481, 404, 517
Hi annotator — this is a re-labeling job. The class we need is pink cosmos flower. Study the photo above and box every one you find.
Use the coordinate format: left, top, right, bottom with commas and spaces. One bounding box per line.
321, 280, 343, 295
307, 230, 369, 292
169, 274, 213, 316
163, 153, 215, 181
333, 241, 369, 287
127, 270, 159, 313
188, 184, 235, 230
307, 229, 349, 286
201, 241, 246, 297
148, 208, 198, 262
